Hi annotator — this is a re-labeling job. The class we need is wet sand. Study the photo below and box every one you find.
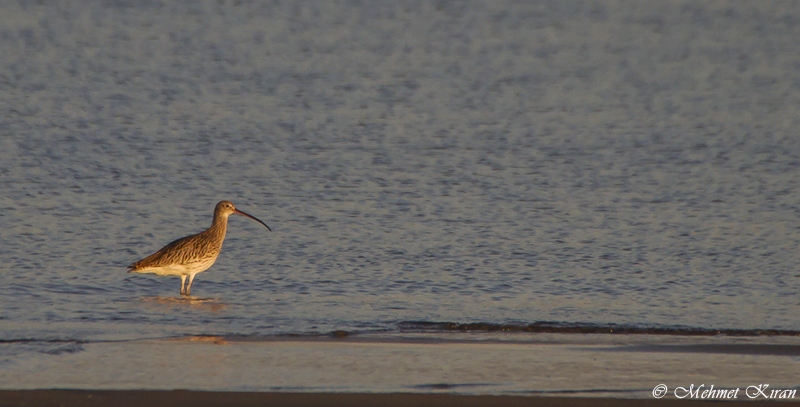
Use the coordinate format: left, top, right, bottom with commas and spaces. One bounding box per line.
2, 334, 798, 400
0, 390, 782, 407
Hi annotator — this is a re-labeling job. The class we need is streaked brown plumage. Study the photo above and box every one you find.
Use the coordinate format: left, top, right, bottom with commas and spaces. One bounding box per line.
128, 201, 271, 295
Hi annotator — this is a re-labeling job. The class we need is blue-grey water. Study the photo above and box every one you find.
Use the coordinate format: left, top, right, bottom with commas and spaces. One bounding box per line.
2, 0, 800, 353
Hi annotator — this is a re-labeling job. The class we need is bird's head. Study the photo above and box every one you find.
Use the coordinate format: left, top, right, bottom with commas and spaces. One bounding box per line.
215, 201, 271, 231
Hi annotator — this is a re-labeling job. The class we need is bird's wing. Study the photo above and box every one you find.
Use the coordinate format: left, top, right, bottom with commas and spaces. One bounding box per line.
128, 233, 204, 270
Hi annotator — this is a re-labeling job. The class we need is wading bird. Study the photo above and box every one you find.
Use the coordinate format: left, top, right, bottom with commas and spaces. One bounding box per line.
128, 201, 271, 295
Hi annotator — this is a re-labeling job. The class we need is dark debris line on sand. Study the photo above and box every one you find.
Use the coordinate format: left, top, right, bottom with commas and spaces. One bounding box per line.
0, 390, 779, 407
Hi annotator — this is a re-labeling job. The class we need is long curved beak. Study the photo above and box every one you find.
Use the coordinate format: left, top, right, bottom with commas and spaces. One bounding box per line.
234, 209, 272, 231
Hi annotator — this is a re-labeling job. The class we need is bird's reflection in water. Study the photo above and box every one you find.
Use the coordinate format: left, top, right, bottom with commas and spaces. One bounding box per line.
140, 296, 227, 313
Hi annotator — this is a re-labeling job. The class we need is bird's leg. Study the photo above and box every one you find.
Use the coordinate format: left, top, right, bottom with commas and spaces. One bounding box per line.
180, 275, 187, 296
186, 274, 196, 296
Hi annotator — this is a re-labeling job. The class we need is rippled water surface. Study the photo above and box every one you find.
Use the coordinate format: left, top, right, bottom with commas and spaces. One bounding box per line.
1, 2, 800, 346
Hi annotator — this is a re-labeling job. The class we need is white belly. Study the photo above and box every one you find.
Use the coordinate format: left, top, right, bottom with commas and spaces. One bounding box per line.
132, 257, 217, 277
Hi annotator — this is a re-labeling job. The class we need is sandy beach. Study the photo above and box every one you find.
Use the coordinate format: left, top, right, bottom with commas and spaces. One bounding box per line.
2, 334, 798, 403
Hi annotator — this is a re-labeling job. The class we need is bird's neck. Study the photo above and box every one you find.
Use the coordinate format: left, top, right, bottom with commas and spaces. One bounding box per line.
207, 213, 229, 238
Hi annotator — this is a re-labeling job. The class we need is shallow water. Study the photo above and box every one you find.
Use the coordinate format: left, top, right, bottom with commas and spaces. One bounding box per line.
1, 0, 800, 361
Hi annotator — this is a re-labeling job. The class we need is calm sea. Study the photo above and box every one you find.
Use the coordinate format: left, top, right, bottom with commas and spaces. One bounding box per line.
1, 1, 799, 348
